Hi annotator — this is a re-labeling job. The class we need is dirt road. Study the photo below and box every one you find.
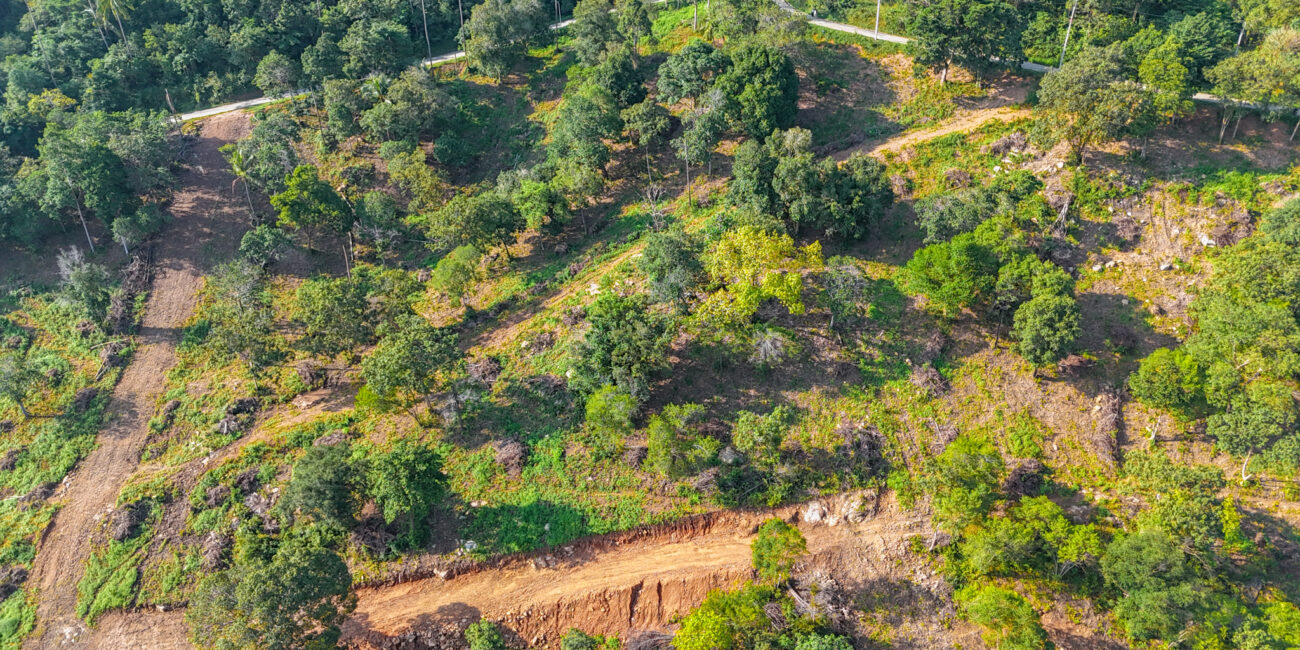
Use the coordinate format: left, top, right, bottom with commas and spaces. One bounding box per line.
26, 112, 251, 649
89, 500, 928, 649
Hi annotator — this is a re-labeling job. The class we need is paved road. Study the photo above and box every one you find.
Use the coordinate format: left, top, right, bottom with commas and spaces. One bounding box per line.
178, 2, 1253, 123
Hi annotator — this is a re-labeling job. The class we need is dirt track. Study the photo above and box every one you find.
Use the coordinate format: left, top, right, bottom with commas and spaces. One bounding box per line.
26, 112, 251, 649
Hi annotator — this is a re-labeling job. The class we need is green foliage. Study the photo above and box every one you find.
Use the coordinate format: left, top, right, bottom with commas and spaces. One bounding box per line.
1260, 198, 1300, 245
750, 518, 806, 584
293, 276, 372, 358
1037, 44, 1144, 162
271, 164, 353, 239
640, 225, 703, 309
1012, 291, 1080, 367
425, 190, 523, 253
915, 185, 1005, 244
569, 293, 672, 399
361, 315, 462, 408
1101, 530, 1207, 642
645, 403, 716, 476
656, 39, 730, 106
906, 0, 1025, 81
514, 179, 570, 233
430, 245, 483, 306
186, 528, 356, 650
572, 0, 622, 67
462, 0, 552, 81
56, 247, 112, 324
465, 619, 508, 650
363, 440, 447, 548
956, 584, 1049, 650
922, 435, 1003, 535
903, 233, 999, 317
0, 590, 34, 649
715, 44, 799, 138
239, 224, 292, 268
730, 406, 791, 470
549, 84, 623, 171
583, 385, 637, 455
276, 443, 359, 530
697, 226, 824, 331
76, 508, 154, 623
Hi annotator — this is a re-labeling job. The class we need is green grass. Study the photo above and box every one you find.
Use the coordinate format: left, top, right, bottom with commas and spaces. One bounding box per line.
75, 504, 159, 623
0, 589, 35, 650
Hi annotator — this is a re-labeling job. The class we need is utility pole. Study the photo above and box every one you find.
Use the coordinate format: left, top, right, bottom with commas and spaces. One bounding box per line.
1058, 0, 1078, 69
874, 0, 881, 38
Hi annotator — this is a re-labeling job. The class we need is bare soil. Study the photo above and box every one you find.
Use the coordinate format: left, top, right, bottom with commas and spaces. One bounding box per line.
26, 112, 251, 649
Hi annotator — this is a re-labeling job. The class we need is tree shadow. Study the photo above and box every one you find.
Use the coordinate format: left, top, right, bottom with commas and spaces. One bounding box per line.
1071, 291, 1179, 397
451, 374, 579, 449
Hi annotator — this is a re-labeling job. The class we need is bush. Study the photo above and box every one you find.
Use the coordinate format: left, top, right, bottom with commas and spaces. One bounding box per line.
751, 518, 806, 584
645, 403, 715, 477
569, 293, 672, 400
957, 584, 1049, 650
1129, 348, 1204, 416
465, 619, 507, 650
583, 385, 636, 456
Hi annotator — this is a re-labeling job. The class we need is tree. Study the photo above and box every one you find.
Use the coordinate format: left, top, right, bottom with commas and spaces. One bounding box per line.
1260, 198, 1300, 244
361, 315, 463, 416
1038, 44, 1140, 163
1101, 530, 1207, 642
727, 137, 779, 215
549, 84, 623, 171
922, 435, 1003, 540
271, 165, 353, 253
570, 292, 672, 399
340, 20, 414, 79
584, 384, 637, 455
572, 0, 621, 66
1012, 291, 1080, 367
513, 179, 569, 232
620, 99, 672, 178
465, 620, 507, 650
751, 518, 806, 585
645, 402, 715, 476
1129, 347, 1204, 416
276, 443, 359, 530
364, 439, 447, 547
656, 39, 729, 108
240, 224, 291, 268
916, 186, 1003, 244
823, 153, 893, 240
640, 224, 703, 309
731, 407, 790, 470
293, 276, 372, 358
674, 91, 727, 180
253, 50, 300, 98
957, 584, 1049, 650
903, 233, 999, 317
0, 354, 39, 419
820, 262, 867, 333
430, 245, 482, 306
906, 0, 1024, 83
697, 226, 824, 331
424, 190, 523, 255
716, 44, 799, 139
462, 0, 551, 82
590, 45, 646, 108
614, 0, 653, 50
186, 530, 356, 650
57, 246, 112, 323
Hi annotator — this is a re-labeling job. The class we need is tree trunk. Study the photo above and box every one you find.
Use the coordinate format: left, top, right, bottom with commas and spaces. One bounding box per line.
1240, 450, 1252, 482
939, 65, 948, 84
69, 184, 96, 253
419, 0, 432, 58
1291, 116, 1299, 142
1218, 106, 1233, 143
693, 0, 698, 30
1231, 113, 1243, 140
243, 180, 256, 219
15, 399, 29, 419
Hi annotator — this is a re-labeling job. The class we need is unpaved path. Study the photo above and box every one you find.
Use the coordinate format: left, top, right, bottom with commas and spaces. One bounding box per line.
27, 112, 251, 649
90, 502, 928, 649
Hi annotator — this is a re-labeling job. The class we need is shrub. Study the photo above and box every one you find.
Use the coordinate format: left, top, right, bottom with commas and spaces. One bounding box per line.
751, 518, 806, 585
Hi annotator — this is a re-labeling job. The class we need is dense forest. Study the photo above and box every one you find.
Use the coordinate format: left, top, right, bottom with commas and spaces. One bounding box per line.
0, 0, 1299, 647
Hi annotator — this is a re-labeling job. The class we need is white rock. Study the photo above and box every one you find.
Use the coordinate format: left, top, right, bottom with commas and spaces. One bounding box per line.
804, 502, 825, 523
1092, 264, 1103, 272
993, 165, 1002, 172
1057, 161, 1065, 169
587, 282, 600, 295
1159, 262, 1174, 271
1121, 299, 1129, 306
464, 540, 478, 551
1199, 233, 1216, 246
